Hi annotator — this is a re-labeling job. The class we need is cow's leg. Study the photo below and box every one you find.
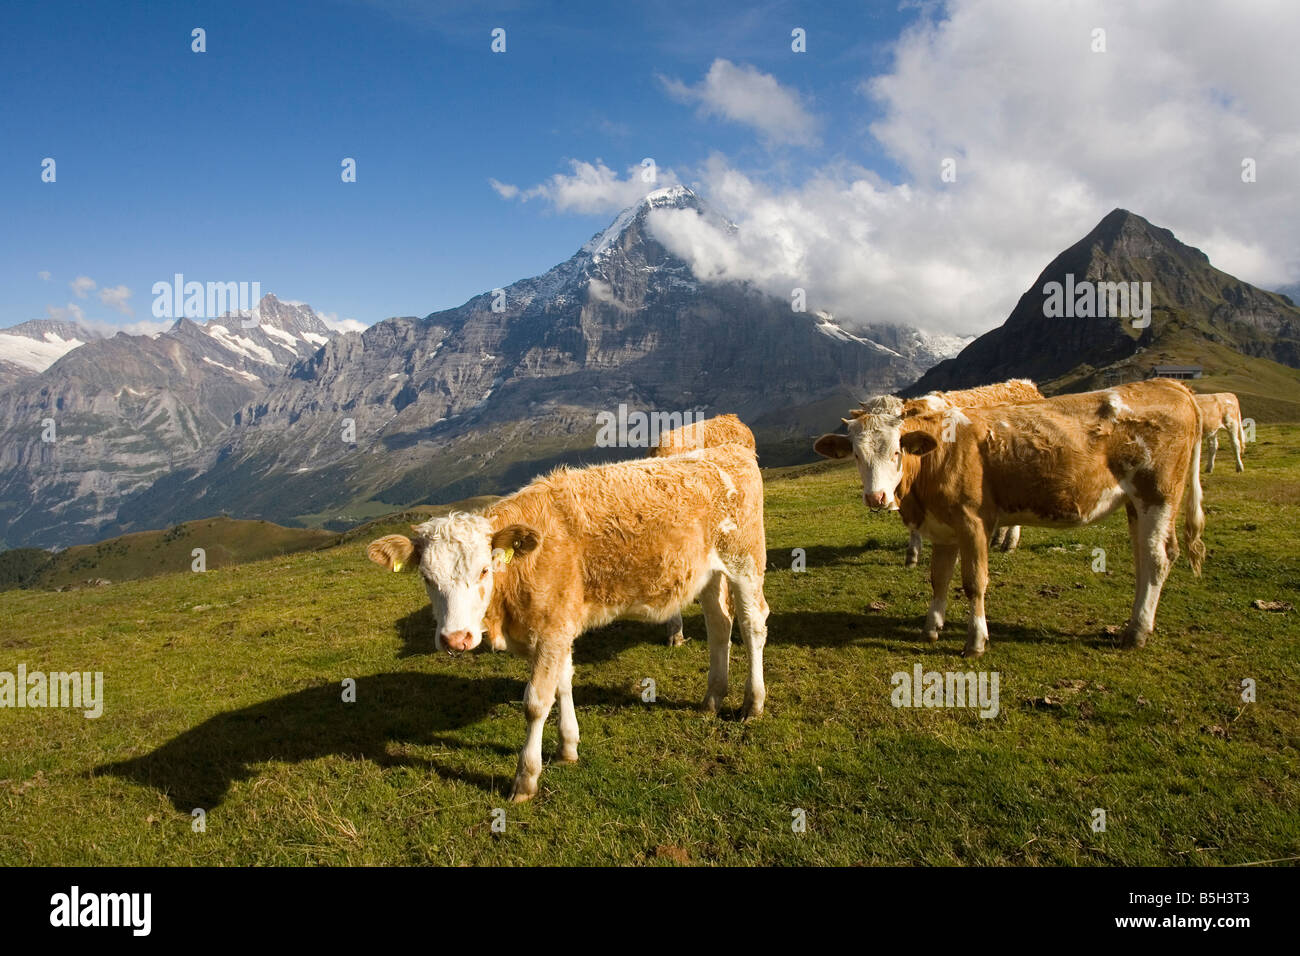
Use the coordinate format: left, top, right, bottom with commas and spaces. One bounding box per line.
730, 565, 768, 719
511, 643, 564, 802
905, 529, 923, 568
990, 525, 1009, 550
924, 543, 959, 643
1206, 432, 1217, 473
665, 611, 685, 646
722, 556, 769, 723
1227, 417, 1245, 472
959, 524, 991, 658
1000, 525, 1021, 552
700, 572, 732, 714
555, 648, 579, 763
1122, 502, 1175, 649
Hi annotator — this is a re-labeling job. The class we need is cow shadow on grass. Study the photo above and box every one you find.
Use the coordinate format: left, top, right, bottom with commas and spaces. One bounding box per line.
765, 541, 893, 570
93, 673, 501, 810
95, 670, 691, 810
394, 606, 438, 658
766, 609, 1073, 654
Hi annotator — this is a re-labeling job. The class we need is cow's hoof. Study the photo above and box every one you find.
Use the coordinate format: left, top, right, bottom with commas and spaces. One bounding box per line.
509, 784, 538, 803
1119, 629, 1148, 649
556, 747, 579, 764
667, 631, 686, 647
701, 694, 723, 715
962, 645, 986, 659
1235, 465, 1244, 473
923, 629, 941, 643
741, 699, 764, 720
904, 556, 919, 569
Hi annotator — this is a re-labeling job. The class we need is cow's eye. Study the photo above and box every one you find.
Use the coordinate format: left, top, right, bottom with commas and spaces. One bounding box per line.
480, 567, 490, 579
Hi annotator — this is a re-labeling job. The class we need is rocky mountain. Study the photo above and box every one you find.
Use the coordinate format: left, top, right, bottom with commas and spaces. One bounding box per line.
108, 186, 927, 536
0, 296, 340, 548
0, 319, 104, 389
909, 208, 1300, 395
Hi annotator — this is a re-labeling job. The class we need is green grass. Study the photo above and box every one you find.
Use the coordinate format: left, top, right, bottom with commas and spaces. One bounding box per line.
1, 428, 1297, 865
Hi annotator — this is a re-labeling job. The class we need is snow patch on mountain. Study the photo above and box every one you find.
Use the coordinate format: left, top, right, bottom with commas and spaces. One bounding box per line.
0, 330, 88, 372
204, 325, 276, 364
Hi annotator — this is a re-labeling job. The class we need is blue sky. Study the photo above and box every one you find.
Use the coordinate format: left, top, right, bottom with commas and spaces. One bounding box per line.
4, 0, 1297, 336
1, 0, 917, 330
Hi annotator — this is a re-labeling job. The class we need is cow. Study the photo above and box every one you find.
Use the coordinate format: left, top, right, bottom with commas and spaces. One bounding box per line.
813, 379, 1205, 656
832, 379, 1045, 567
649, 413, 757, 645
1194, 392, 1246, 473
366, 444, 769, 802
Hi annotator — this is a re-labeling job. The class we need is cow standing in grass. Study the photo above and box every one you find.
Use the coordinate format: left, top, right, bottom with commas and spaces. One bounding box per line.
835, 379, 1045, 566
649, 413, 757, 646
814, 379, 1205, 656
1194, 392, 1246, 474
367, 444, 769, 801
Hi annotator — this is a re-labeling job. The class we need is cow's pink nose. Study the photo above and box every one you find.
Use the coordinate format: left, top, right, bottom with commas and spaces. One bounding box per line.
865, 490, 889, 509
441, 630, 473, 652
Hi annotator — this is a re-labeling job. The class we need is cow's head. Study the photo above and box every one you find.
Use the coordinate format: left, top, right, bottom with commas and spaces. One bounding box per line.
813, 396, 938, 510
367, 513, 540, 652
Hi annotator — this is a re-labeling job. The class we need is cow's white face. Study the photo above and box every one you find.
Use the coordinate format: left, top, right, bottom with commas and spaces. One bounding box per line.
367, 514, 541, 653
413, 514, 498, 652
847, 414, 908, 511
813, 396, 937, 511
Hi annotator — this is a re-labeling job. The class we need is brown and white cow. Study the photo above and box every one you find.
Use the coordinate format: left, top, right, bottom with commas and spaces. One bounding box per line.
1194, 392, 1246, 473
814, 379, 1205, 656
837, 379, 1045, 566
367, 444, 769, 801
649, 413, 757, 645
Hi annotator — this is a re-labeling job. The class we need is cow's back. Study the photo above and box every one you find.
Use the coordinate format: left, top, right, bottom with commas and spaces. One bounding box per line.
489, 445, 763, 627
651, 413, 757, 457
912, 379, 1200, 526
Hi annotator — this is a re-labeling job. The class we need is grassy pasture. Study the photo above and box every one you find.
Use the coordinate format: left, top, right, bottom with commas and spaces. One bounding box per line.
0, 427, 1297, 866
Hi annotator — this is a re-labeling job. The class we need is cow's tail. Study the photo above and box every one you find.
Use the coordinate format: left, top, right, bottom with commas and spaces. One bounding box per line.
1233, 406, 1247, 456
1183, 404, 1206, 576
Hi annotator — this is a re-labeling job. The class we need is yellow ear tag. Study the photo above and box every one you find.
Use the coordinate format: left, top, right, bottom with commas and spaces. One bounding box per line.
392, 562, 403, 573
493, 547, 514, 565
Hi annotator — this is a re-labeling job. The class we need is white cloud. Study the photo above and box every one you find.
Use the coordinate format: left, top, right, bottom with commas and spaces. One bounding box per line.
98, 284, 133, 316
46, 303, 86, 323
644, 0, 1300, 334
502, 159, 681, 216
488, 178, 518, 199
317, 311, 368, 333
69, 276, 96, 298
660, 59, 820, 147
94, 318, 174, 337
37, 270, 51, 281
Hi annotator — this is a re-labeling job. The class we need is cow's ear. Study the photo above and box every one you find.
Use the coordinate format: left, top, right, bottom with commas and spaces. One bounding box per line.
900, 431, 939, 457
813, 433, 853, 459
492, 524, 541, 564
367, 534, 421, 572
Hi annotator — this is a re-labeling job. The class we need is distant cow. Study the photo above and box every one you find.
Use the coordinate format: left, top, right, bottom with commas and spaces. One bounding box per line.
649, 413, 757, 645
1194, 392, 1246, 473
367, 444, 769, 801
814, 379, 1204, 655
832, 379, 1045, 566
